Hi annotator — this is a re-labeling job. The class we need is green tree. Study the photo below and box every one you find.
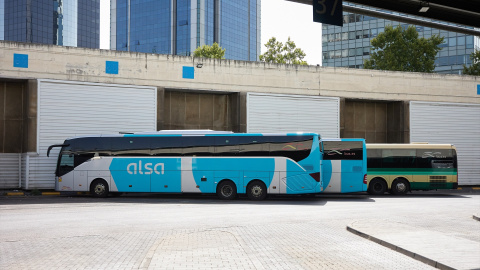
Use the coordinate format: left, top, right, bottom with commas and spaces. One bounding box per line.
259, 37, 308, 65
364, 25, 444, 73
463, 50, 480, 76
193, 42, 226, 59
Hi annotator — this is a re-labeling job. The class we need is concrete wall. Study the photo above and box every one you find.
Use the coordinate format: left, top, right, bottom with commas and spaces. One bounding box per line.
162, 90, 240, 131
0, 41, 478, 105
0, 80, 29, 153
341, 99, 409, 143
0, 40, 479, 151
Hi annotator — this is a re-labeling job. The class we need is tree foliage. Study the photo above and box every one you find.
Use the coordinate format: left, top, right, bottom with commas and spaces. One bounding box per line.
463, 50, 480, 76
364, 25, 444, 73
259, 37, 308, 65
193, 42, 226, 59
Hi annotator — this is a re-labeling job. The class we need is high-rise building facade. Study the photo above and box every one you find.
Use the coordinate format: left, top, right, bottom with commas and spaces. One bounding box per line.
322, 10, 479, 74
111, 0, 261, 61
0, 0, 100, 48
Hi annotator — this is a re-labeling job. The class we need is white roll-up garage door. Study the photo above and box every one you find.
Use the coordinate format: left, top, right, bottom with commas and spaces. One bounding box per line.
410, 101, 480, 185
26, 79, 157, 189
247, 93, 339, 137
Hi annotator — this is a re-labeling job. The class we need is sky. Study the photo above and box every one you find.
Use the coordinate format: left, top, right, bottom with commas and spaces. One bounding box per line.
100, 0, 322, 65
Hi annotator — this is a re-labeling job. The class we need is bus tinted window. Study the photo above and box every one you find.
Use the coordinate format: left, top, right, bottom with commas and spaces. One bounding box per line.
182, 136, 215, 156
323, 141, 363, 160
382, 149, 416, 168
69, 137, 107, 153
416, 149, 455, 169
237, 136, 270, 156
58, 146, 74, 176
215, 136, 239, 156
150, 136, 183, 156
366, 149, 382, 168
110, 137, 152, 156
269, 136, 313, 162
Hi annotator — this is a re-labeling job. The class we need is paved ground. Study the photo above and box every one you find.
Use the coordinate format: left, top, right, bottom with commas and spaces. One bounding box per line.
0, 191, 479, 270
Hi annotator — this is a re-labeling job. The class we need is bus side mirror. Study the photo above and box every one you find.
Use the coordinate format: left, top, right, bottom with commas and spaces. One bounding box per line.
47, 144, 69, 157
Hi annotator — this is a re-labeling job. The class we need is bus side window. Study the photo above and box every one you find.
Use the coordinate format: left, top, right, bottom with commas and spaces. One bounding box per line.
417, 149, 453, 168
58, 148, 74, 176
269, 136, 313, 162
110, 137, 151, 156
367, 149, 382, 168
74, 153, 95, 167
382, 149, 416, 168
150, 137, 183, 156
236, 136, 269, 157
215, 136, 239, 156
323, 141, 363, 160
182, 136, 215, 156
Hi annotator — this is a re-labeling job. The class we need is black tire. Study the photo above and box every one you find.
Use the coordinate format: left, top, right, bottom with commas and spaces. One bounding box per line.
216, 180, 237, 200
391, 178, 409, 195
246, 180, 267, 201
90, 179, 109, 198
368, 178, 387, 195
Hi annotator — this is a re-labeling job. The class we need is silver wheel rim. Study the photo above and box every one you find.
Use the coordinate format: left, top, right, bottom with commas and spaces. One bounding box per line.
221, 185, 233, 197
251, 185, 263, 197
94, 184, 105, 195
396, 182, 406, 193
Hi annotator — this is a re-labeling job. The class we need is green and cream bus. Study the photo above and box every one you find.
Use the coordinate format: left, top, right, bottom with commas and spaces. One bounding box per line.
366, 143, 458, 195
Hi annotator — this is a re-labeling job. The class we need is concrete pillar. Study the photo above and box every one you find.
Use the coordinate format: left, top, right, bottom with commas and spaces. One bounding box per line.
25, 80, 37, 152
156, 87, 165, 131
238, 92, 247, 133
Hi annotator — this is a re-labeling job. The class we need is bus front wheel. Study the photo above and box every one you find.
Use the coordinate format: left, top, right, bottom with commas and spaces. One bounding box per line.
391, 178, 409, 195
368, 178, 387, 195
216, 180, 237, 200
247, 180, 267, 201
90, 179, 109, 198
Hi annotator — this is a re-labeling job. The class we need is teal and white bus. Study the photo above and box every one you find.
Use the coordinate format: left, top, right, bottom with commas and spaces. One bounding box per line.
321, 138, 368, 193
48, 131, 325, 200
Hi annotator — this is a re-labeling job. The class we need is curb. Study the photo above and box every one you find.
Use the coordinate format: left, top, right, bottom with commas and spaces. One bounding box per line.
4, 191, 61, 196
346, 226, 455, 270
41, 192, 61, 196
6, 192, 25, 196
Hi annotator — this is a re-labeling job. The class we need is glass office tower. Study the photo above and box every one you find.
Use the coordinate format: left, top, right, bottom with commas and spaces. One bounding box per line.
0, 0, 100, 49
322, 9, 478, 74
111, 0, 261, 61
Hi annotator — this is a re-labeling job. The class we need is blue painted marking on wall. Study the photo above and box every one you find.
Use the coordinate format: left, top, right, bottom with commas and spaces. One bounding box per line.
477, 84, 480, 95
183, 66, 194, 79
13, 54, 28, 68
106, 61, 119, 74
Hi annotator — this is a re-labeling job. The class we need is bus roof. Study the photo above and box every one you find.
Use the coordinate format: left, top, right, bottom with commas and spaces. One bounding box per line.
322, 138, 366, 142
65, 131, 320, 140
366, 143, 456, 150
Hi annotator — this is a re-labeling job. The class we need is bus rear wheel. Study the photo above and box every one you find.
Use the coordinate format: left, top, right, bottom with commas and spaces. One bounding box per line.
90, 179, 109, 198
217, 180, 237, 200
391, 178, 409, 195
368, 178, 387, 195
247, 180, 267, 201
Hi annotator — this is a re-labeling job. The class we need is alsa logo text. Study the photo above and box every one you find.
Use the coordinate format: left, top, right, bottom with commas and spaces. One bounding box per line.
127, 161, 164, 175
